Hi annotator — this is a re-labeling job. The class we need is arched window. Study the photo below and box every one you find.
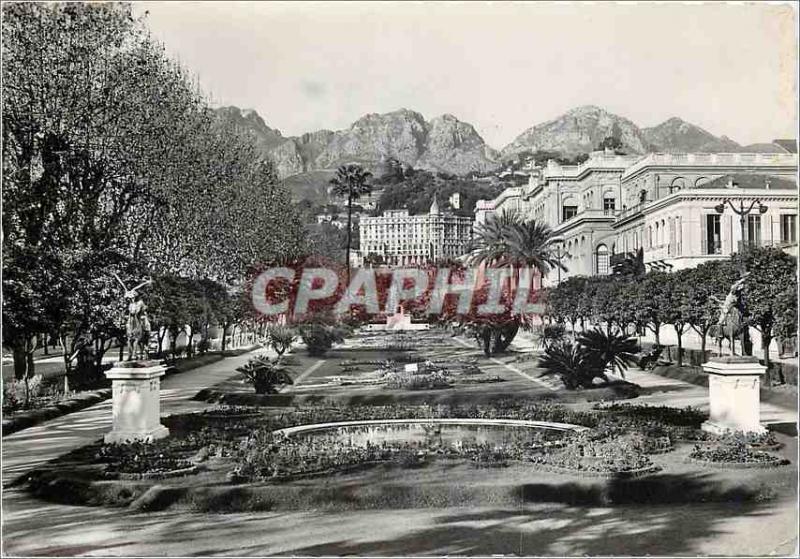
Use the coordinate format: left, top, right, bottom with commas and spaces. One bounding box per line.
603, 195, 616, 214
596, 244, 610, 275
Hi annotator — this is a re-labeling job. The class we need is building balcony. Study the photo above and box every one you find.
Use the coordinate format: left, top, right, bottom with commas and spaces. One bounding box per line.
614, 203, 645, 221
560, 208, 615, 226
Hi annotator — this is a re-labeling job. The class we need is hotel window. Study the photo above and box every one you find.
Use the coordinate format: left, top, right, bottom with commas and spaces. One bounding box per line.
596, 244, 610, 275
603, 197, 615, 214
747, 215, 762, 246
781, 214, 797, 244
705, 214, 721, 254
562, 205, 578, 221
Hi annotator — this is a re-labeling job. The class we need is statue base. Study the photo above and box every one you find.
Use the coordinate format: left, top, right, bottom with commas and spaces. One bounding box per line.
701, 356, 767, 435
104, 361, 170, 444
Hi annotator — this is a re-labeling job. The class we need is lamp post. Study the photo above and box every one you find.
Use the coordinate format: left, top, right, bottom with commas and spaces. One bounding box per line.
714, 197, 768, 355
552, 242, 571, 285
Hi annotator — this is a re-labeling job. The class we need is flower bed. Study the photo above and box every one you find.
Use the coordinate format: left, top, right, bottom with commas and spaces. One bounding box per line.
96, 442, 197, 479
688, 441, 789, 469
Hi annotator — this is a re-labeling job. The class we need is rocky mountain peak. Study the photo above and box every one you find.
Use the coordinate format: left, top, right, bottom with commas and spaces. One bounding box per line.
216, 107, 499, 179
642, 117, 741, 153
501, 105, 650, 157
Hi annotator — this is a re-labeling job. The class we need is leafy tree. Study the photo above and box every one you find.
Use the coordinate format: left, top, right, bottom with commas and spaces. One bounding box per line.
737, 247, 797, 371
329, 164, 372, 277
661, 273, 692, 366
683, 261, 737, 355
632, 272, 670, 345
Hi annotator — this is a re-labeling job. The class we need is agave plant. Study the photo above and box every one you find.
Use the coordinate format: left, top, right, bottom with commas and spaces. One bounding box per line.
236, 355, 294, 394
537, 341, 600, 389
265, 324, 296, 357
577, 328, 639, 378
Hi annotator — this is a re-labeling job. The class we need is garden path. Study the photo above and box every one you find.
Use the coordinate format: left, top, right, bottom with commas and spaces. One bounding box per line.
1, 349, 259, 483
510, 331, 798, 427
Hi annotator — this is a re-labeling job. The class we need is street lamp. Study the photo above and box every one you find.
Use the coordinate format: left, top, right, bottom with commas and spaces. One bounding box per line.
552, 242, 571, 285
714, 197, 769, 355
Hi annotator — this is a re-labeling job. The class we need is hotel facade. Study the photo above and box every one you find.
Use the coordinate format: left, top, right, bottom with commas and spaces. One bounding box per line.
360, 198, 473, 266
475, 147, 799, 285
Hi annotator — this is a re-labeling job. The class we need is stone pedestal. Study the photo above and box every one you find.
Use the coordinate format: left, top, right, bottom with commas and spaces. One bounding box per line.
701, 356, 767, 435
104, 360, 169, 444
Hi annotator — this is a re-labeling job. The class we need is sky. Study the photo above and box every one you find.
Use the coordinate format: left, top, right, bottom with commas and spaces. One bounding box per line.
135, 2, 798, 149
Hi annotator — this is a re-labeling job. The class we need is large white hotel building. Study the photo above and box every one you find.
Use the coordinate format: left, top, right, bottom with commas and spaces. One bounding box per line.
476, 144, 798, 285
360, 197, 473, 266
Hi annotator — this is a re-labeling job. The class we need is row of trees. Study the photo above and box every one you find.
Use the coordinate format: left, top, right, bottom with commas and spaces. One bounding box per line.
543, 247, 797, 369
2, 4, 306, 383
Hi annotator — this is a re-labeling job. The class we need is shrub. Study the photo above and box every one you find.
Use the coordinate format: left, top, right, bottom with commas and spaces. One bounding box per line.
2, 379, 21, 412
236, 355, 294, 394
538, 341, 600, 389
577, 329, 639, 378
297, 322, 348, 356
537, 324, 566, 348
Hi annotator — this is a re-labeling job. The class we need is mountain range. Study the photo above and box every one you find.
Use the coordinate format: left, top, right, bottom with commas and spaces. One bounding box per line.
215, 104, 787, 180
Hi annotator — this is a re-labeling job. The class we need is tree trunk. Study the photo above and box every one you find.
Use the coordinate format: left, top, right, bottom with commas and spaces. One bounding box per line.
185, 325, 194, 358
221, 323, 228, 352
652, 324, 661, 345
762, 332, 773, 382
345, 195, 353, 283
700, 327, 708, 356
169, 328, 178, 359
12, 345, 27, 380
674, 325, 683, 367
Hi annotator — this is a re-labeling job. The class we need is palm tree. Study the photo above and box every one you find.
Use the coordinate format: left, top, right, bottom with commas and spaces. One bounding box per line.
505, 220, 565, 278
329, 164, 372, 280
468, 210, 520, 267
467, 211, 566, 355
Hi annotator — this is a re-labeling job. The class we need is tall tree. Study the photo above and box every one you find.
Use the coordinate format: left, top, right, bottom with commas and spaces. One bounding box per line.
329, 164, 372, 279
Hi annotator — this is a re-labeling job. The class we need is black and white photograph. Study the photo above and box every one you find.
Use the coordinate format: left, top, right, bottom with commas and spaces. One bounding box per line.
1, 1, 798, 556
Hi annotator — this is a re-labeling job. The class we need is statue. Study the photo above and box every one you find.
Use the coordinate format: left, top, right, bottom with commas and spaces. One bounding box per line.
711, 274, 749, 356
113, 273, 153, 361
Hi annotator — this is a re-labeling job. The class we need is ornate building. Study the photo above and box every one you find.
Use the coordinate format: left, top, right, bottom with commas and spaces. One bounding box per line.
475, 149, 798, 285
359, 198, 473, 266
